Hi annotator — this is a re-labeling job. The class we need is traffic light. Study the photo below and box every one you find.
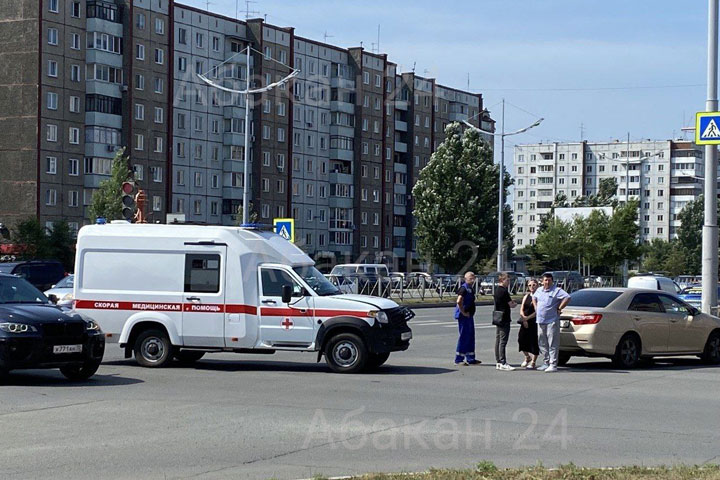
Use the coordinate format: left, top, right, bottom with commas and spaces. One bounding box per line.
121, 181, 136, 221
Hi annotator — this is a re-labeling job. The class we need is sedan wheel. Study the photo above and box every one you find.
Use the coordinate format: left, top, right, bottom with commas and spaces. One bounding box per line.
612, 333, 641, 369
702, 331, 720, 365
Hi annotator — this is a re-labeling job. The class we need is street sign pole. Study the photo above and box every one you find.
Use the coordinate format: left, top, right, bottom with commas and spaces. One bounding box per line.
703, 0, 719, 314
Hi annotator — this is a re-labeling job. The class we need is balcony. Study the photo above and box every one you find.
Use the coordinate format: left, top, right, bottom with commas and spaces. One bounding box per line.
85, 142, 118, 158
330, 148, 353, 162
394, 141, 408, 153
449, 111, 468, 122
223, 132, 247, 146
329, 171, 353, 185
85, 112, 121, 129
329, 124, 354, 138
330, 77, 355, 90
394, 120, 407, 132
330, 100, 354, 115
395, 100, 408, 111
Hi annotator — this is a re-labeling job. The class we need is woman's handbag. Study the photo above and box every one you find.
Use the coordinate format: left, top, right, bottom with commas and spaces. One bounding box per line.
492, 310, 505, 326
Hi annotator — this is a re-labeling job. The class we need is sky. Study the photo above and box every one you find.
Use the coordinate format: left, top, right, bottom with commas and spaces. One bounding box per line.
180, 0, 708, 163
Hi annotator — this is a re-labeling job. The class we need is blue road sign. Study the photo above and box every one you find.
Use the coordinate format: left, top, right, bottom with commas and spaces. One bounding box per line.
273, 218, 295, 242
696, 111, 720, 145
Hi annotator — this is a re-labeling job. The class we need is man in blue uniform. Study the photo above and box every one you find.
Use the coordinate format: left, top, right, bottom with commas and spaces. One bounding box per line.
454, 271, 481, 365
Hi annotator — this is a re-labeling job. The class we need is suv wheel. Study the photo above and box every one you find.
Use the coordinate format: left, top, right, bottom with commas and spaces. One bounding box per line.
325, 333, 368, 373
701, 331, 720, 365
612, 333, 641, 369
134, 329, 174, 367
60, 360, 101, 381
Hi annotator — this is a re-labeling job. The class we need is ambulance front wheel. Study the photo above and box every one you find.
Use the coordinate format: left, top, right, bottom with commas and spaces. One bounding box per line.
324, 333, 368, 373
134, 329, 174, 368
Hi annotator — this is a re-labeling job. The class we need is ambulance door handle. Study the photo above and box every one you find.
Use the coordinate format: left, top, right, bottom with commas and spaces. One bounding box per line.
186, 296, 201, 302
262, 299, 276, 305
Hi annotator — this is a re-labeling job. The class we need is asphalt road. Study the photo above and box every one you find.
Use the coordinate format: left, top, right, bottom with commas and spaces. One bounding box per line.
1, 305, 719, 479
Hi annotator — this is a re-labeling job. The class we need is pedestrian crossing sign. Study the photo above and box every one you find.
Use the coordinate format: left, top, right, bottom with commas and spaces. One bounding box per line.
695, 112, 720, 144
273, 218, 295, 242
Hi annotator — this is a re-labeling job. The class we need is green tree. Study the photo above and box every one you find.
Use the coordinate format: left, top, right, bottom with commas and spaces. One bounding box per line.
677, 196, 713, 275
535, 217, 576, 270
88, 148, 133, 222
641, 238, 673, 273
412, 122, 513, 273
663, 247, 687, 278
590, 177, 619, 207
605, 200, 642, 272
47, 220, 76, 271
12, 218, 52, 259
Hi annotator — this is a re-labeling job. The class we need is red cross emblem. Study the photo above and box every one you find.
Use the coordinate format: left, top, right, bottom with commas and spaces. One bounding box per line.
281, 318, 294, 330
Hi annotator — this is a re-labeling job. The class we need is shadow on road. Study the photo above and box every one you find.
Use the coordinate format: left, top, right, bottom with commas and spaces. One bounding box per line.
1, 372, 144, 387
564, 357, 719, 373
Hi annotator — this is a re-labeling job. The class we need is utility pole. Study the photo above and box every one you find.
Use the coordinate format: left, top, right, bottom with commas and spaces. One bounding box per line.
242, 45, 251, 225
498, 99, 505, 272
703, 0, 719, 314
623, 132, 630, 286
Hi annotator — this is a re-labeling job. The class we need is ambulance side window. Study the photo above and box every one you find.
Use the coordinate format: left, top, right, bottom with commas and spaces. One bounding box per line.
261, 269, 302, 297
184, 254, 221, 293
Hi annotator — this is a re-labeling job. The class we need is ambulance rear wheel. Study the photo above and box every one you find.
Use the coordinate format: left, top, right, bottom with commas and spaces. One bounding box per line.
134, 329, 174, 368
325, 333, 368, 373
174, 350, 205, 363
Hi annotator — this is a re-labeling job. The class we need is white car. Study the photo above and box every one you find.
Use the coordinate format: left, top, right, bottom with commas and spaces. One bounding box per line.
44, 274, 75, 308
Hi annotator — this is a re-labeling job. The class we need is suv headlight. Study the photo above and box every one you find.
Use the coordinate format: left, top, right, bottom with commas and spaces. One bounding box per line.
0, 323, 38, 334
368, 310, 389, 324
85, 320, 101, 331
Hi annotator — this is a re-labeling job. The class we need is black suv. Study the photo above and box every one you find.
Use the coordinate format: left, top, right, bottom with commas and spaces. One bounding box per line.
0, 260, 66, 291
0, 273, 105, 381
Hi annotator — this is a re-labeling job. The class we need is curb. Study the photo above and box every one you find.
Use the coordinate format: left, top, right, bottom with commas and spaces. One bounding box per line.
400, 300, 497, 309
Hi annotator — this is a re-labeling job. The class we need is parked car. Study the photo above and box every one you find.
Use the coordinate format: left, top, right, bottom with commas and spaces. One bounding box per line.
558, 288, 720, 368
543, 271, 584, 293
389, 272, 405, 289
434, 274, 462, 294
44, 274, 75, 308
481, 271, 527, 294
0, 260, 66, 291
675, 275, 702, 290
0, 273, 105, 380
405, 272, 435, 288
329, 264, 392, 297
678, 284, 720, 310
628, 274, 681, 294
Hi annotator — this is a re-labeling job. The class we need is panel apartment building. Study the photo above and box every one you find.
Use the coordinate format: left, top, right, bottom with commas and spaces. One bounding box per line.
1, 0, 494, 271
513, 139, 704, 249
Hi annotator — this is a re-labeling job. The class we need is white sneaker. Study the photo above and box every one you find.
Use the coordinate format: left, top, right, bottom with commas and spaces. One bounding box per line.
499, 363, 515, 371
544, 366, 558, 373
520, 360, 529, 368
537, 364, 549, 371
495, 363, 502, 370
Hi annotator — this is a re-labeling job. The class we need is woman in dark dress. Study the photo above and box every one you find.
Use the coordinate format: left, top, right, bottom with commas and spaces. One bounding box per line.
518, 278, 540, 369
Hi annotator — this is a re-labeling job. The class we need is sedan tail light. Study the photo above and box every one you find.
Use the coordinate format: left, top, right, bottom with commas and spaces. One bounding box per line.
571, 314, 602, 325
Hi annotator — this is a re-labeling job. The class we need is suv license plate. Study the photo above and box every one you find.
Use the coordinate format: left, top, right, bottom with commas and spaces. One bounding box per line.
560, 320, 570, 329
53, 345, 83, 354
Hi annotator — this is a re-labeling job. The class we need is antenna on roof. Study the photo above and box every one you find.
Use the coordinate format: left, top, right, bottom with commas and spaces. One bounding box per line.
412, 61, 416, 73
323, 31, 333, 43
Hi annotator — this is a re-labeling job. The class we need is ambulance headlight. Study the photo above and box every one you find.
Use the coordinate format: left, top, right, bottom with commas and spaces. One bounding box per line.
368, 310, 389, 324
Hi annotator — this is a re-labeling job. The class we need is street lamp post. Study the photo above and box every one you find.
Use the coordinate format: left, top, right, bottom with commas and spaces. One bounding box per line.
464, 102, 543, 271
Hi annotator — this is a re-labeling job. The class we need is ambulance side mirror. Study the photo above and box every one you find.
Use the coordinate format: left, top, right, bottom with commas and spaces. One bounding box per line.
281, 285, 292, 304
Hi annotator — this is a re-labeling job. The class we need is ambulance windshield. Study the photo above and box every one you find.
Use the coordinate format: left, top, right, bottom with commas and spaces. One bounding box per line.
293, 266, 341, 296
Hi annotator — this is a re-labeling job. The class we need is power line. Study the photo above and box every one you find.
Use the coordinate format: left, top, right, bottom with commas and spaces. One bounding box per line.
478, 83, 705, 92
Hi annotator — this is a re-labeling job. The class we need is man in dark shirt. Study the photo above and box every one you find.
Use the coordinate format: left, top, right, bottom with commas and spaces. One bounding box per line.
493, 273, 517, 371
454, 272, 480, 365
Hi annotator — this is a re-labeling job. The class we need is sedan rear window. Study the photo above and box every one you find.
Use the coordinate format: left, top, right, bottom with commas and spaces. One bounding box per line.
567, 290, 622, 308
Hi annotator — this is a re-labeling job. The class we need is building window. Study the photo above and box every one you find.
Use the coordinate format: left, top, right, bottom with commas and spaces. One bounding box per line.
178, 57, 187, 72
135, 134, 144, 151
68, 190, 79, 207
153, 196, 162, 212
363, 71, 369, 84
196, 33, 204, 48
154, 77, 163, 93
135, 103, 144, 120
69, 158, 79, 176
46, 124, 58, 142
47, 92, 58, 110
46, 189, 57, 206
69, 96, 80, 113
154, 137, 163, 153
69, 127, 80, 144
212, 36, 220, 52
46, 156, 57, 174
155, 18, 164, 34
71, 32, 80, 50
136, 44, 145, 60
154, 107, 164, 123
48, 60, 58, 77
194, 172, 203, 187
48, 28, 58, 45
154, 48, 164, 64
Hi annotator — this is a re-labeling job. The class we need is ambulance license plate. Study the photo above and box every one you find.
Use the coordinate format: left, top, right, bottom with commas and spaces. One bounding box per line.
560, 320, 570, 329
53, 345, 82, 354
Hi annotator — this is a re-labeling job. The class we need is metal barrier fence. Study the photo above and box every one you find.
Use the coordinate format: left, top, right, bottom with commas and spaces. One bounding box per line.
325, 274, 624, 302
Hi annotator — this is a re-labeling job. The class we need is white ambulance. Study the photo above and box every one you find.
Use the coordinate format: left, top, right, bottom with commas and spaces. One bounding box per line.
73, 222, 413, 373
